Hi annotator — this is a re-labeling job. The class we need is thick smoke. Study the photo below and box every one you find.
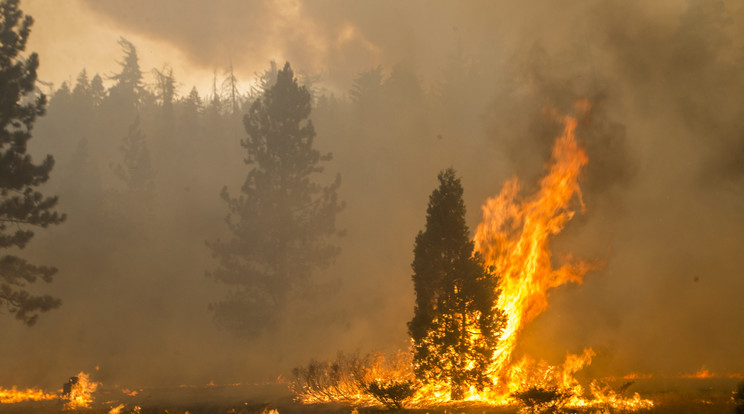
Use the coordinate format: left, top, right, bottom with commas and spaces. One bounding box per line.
1, 0, 744, 393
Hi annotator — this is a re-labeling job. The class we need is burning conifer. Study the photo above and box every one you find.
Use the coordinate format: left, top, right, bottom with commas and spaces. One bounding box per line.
408, 168, 505, 400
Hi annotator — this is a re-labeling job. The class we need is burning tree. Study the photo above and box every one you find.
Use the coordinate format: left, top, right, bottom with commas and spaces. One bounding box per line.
208, 62, 343, 336
0, 0, 65, 325
408, 168, 505, 400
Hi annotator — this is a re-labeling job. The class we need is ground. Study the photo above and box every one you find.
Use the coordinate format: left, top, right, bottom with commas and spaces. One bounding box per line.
0, 378, 738, 413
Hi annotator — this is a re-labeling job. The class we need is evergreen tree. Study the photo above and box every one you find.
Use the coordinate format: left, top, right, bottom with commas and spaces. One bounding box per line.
249, 60, 279, 99
152, 65, 175, 115
208, 62, 343, 336
114, 116, 154, 194
349, 65, 384, 104
0, 0, 65, 325
408, 168, 504, 400
221, 61, 242, 116
89, 74, 105, 107
71, 69, 89, 100
106, 37, 145, 122
109, 37, 143, 105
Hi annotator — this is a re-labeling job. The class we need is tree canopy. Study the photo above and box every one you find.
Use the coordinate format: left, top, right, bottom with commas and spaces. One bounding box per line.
0, 0, 65, 325
408, 168, 504, 400
208, 62, 344, 336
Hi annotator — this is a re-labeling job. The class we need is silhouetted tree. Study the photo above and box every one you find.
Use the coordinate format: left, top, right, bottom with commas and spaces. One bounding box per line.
349, 65, 384, 104
109, 37, 143, 106
152, 65, 175, 115
208, 62, 343, 336
71, 69, 89, 101
0, 0, 65, 325
114, 116, 154, 194
408, 168, 504, 400
222, 61, 242, 116
178, 86, 202, 135
89, 74, 105, 107
250, 60, 278, 98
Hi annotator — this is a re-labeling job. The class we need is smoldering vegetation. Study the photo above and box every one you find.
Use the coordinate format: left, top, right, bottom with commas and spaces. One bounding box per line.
1, 0, 744, 397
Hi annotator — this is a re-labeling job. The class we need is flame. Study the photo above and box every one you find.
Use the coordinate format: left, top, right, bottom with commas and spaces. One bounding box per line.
474, 107, 590, 377
623, 372, 653, 380
293, 102, 652, 410
683, 366, 716, 379
121, 388, 139, 396
63, 371, 99, 410
0, 386, 56, 404
108, 403, 126, 414
108, 404, 141, 414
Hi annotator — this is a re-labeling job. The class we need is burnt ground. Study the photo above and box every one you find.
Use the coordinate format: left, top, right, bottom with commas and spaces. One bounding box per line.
0, 378, 739, 413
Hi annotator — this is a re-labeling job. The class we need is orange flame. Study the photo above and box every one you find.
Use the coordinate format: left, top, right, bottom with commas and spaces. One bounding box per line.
474, 107, 590, 378
0, 386, 56, 404
293, 101, 652, 410
63, 371, 99, 410
683, 366, 716, 379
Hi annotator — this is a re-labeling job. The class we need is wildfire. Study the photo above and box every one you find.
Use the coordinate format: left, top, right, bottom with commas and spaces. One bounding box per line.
683, 366, 716, 379
293, 102, 653, 410
474, 103, 591, 379
0, 386, 56, 404
62, 371, 99, 410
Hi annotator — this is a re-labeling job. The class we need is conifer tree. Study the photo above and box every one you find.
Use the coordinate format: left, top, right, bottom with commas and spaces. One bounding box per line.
208, 62, 343, 336
114, 116, 154, 194
0, 0, 65, 325
408, 168, 504, 400
89, 74, 105, 107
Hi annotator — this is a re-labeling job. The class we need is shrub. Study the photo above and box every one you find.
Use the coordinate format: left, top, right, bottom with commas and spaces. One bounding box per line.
513, 386, 572, 414
365, 379, 417, 410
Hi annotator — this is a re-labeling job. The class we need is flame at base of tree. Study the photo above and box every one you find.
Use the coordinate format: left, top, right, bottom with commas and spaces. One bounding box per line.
293, 102, 653, 410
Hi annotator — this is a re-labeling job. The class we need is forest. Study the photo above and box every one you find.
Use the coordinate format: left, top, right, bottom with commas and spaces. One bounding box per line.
3, 0, 744, 412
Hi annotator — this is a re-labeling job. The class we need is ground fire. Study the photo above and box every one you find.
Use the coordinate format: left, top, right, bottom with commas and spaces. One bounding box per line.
292, 102, 653, 411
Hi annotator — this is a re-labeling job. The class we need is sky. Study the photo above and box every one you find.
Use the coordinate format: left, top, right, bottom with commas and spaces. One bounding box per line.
4, 0, 744, 395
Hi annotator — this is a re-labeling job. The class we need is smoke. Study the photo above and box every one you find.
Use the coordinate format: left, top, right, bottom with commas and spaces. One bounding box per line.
2, 0, 744, 394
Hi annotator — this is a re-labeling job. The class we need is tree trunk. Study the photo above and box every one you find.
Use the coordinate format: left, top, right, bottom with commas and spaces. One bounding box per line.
450, 379, 465, 400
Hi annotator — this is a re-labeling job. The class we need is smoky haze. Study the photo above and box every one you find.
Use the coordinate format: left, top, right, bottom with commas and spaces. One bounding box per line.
2, 0, 744, 393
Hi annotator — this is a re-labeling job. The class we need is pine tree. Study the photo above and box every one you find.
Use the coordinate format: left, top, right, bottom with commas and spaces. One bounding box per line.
222, 61, 241, 116
152, 65, 175, 115
109, 37, 143, 106
0, 0, 65, 325
408, 168, 504, 400
89, 74, 105, 107
208, 62, 343, 336
114, 116, 154, 194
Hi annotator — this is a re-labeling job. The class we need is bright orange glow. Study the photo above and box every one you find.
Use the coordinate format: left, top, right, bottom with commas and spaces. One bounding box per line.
474, 106, 590, 379
122, 388, 139, 396
0, 386, 56, 404
294, 102, 653, 410
63, 371, 99, 410
683, 366, 716, 379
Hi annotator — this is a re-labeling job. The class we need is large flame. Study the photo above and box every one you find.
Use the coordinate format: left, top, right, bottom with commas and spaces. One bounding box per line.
293, 103, 652, 410
63, 371, 99, 410
474, 104, 591, 384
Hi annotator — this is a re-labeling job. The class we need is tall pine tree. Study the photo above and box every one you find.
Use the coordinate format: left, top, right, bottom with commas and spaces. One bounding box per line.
208, 62, 343, 336
0, 0, 65, 325
408, 168, 504, 400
